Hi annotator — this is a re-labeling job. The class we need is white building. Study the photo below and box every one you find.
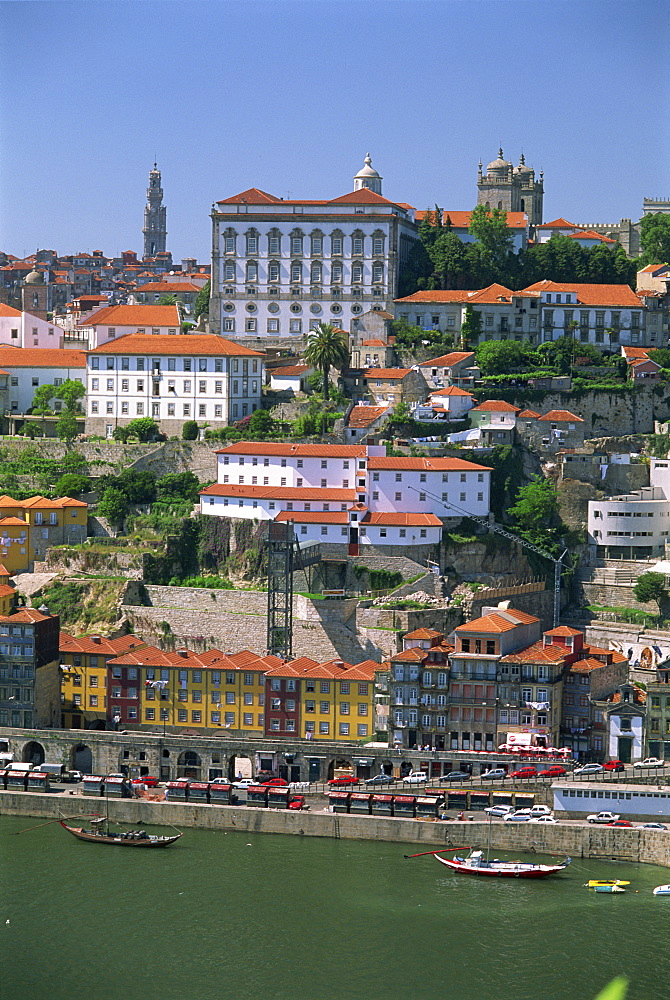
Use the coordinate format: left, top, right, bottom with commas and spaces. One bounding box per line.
367, 456, 490, 519
0, 347, 86, 414
276, 507, 443, 549
522, 280, 647, 347
425, 386, 475, 420
85, 334, 264, 436
200, 484, 358, 520
588, 486, 670, 560
209, 156, 419, 340
76, 304, 182, 349
395, 284, 543, 344
0, 304, 66, 349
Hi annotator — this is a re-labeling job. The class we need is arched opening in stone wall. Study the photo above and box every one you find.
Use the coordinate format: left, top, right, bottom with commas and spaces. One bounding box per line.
328, 756, 354, 780
71, 742, 93, 774
87, 720, 106, 731
228, 754, 252, 781
21, 741, 45, 766
178, 750, 201, 779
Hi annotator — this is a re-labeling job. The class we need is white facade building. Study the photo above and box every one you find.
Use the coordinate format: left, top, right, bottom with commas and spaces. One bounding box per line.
209, 157, 419, 340
200, 485, 357, 520
0, 305, 66, 349
0, 347, 86, 414
367, 456, 491, 518
588, 486, 670, 560
85, 334, 263, 436
523, 281, 647, 347
76, 304, 181, 349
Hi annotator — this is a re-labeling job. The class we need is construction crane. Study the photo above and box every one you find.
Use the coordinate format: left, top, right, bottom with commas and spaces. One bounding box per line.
408, 485, 568, 627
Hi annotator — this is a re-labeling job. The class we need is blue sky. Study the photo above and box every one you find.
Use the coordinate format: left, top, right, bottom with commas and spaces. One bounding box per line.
1, 0, 668, 263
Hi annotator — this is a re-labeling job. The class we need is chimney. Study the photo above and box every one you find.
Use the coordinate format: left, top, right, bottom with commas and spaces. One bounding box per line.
92, 636, 102, 644
334, 660, 344, 669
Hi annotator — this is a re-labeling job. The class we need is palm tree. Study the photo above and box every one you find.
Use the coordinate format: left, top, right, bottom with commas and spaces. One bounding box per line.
303, 323, 349, 400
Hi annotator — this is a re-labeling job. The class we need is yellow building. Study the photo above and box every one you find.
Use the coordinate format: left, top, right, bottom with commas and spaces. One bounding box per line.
60, 632, 147, 729
0, 562, 16, 616
0, 495, 87, 572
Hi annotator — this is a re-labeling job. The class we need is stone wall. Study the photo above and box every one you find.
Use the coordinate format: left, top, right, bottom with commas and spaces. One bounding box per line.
508, 385, 669, 438
1, 792, 668, 865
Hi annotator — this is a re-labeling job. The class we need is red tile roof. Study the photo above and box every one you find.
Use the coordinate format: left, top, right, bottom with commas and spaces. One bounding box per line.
0, 348, 86, 368
395, 290, 472, 304
201, 484, 357, 501
517, 409, 541, 418
420, 351, 475, 367
328, 189, 396, 206
78, 304, 180, 328
621, 346, 650, 360
368, 456, 492, 471
415, 210, 528, 229
364, 368, 413, 379
60, 633, 146, 655
537, 218, 580, 229
470, 399, 520, 412
215, 443, 367, 457
137, 282, 202, 294
403, 628, 443, 640
0, 608, 51, 623
275, 510, 348, 524
363, 511, 442, 526
217, 187, 282, 205
522, 281, 641, 308
455, 609, 539, 633
361, 339, 387, 347
544, 626, 583, 636
499, 641, 571, 664
88, 334, 263, 356
347, 405, 390, 428
271, 365, 311, 377
429, 386, 474, 398
538, 409, 584, 422
567, 230, 616, 244
0, 304, 22, 318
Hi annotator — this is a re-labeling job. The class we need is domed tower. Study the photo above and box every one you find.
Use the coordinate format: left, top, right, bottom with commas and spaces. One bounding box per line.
514, 154, 544, 226
353, 154, 383, 195
143, 163, 167, 259
476, 148, 516, 213
22, 267, 48, 321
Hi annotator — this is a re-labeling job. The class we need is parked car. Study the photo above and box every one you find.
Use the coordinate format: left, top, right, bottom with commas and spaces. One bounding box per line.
603, 760, 625, 772
484, 805, 514, 817
131, 776, 160, 787
530, 815, 558, 825
503, 812, 532, 822
574, 764, 604, 776
608, 820, 633, 828
365, 773, 394, 785
529, 804, 553, 817
328, 775, 359, 786
62, 770, 83, 783
538, 765, 567, 777
587, 811, 620, 824
633, 757, 665, 769
232, 778, 257, 789
443, 771, 471, 781
262, 778, 289, 786
509, 766, 538, 779
402, 771, 428, 785
480, 769, 507, 781
288, 795, 309, 811
641, 822, 667, 830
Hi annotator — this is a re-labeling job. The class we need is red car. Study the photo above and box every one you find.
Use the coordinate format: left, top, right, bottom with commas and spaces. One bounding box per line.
603, 760, 625, 772
607, 820, 633, 827
509, 766, 538, 779
131, 776, 160, 787
288, 795, 309, 810
538, 765, 567, 777
262, 778, 289, 786
328, 775, 359, 786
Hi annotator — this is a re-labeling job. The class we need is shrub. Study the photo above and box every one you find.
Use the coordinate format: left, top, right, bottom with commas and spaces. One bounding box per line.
55, 473, 91, 498
182, 420, 199, 441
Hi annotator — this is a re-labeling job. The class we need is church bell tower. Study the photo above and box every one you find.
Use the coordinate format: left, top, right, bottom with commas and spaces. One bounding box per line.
143, 163, 167, 259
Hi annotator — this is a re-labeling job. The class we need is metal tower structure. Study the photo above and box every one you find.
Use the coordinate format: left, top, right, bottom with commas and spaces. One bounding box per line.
266, 520, 298, 659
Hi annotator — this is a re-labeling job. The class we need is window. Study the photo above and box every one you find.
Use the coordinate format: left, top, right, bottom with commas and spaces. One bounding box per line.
319, 722, 330, 735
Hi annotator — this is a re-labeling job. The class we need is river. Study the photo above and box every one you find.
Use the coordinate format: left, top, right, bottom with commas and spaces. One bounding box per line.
2, 815, 668, 1000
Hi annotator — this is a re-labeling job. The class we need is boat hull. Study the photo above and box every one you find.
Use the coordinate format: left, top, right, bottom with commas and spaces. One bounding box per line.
653, 885, 670, 896
434, 853, 570, 879
60, 821, 181, 848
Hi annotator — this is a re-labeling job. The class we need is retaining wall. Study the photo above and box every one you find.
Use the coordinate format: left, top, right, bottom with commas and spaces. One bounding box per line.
1, 792, 668, 866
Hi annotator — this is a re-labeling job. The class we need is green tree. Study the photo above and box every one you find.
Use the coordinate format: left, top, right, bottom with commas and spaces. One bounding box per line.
428, 230, 468, 289
97, 487, 130, 527
633, 571, 668, 613
123, 417, 161, 442
303, 323, 349, 400
508, 476, 559, 544
31, 384, 55, 430
156, 471, 201, 503
248, 408, 274, 436
21, 421, 42, 439
157, 294, 177, 305
55, 473, 91, 498
182, 420, 199, 440
639, 213, 670, 266
648, 348, 670, 369
55, 378, 86, 414
195, 280, 210, 320
467, 204, 515, 274
460, 305, 483, 348
56, 409, 78, 443
475, 339, 529, 374
390, 318, 430, 349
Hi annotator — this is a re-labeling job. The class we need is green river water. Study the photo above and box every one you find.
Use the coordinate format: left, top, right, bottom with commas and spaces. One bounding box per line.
2, 814, 668, 1000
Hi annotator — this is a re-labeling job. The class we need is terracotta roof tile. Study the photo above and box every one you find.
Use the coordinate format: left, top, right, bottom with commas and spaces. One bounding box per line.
275, 510, 348, 524
522, 281, 642, 308
347, 405, 390, 428
215, 443, 367, 457
538, 409, 584, 422
363, 368, 413, 379
544, 626, 583, 636
403, 628, 443, 640
362, 511, 442, 526
429, 386, 475, 398
419, 352, 475, 367
0, 348, 86, 368
78, 304, 180, 328
88, 334, 263, 356
455, 609, 539, 633
470, 399, 520, 413
368, 456, 491, 471
201, 484, 357, 501
271, 365, 310, 377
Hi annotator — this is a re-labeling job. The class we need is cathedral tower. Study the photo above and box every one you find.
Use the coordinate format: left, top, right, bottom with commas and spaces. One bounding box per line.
353, 154, 383, 195
143, 163, 167, 259
477, 149, 544, 227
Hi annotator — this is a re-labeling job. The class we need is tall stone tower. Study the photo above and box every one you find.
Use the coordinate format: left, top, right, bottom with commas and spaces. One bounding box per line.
477, 149, 544, 227
353, 154, 383, 195
143, 163, 167, 259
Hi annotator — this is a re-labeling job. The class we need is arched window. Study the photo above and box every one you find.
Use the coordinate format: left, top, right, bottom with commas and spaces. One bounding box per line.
290, 261, 303, 284
268, 260, 280, 283
246, 261, 258, 282
33, 293, 39, 308
497, 201, 503, 210
520, 198, 525, 211
310, 262, 321, 284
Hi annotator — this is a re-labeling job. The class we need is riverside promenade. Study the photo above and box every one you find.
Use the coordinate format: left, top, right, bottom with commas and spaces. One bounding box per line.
2, 791, 669, 868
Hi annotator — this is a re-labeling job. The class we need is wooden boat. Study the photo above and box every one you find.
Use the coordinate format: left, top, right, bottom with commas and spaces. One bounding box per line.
593, 884, 625, 893
652, 884, 670, 896
586, 880, 630, 887
60, 819, 181, 848
434, 849, 571, 879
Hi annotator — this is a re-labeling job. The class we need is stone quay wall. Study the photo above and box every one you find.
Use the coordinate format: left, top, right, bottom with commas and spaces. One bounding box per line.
1, 792, 668, 867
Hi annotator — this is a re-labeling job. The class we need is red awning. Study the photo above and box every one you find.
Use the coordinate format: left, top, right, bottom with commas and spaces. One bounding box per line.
393, 795, 416, 803
372, 794, 393, 802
